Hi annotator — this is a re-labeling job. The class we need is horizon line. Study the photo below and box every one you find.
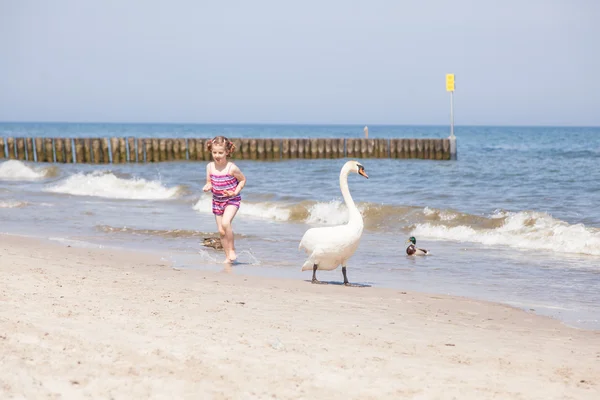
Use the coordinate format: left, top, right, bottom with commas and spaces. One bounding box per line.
0, 121, 598, 129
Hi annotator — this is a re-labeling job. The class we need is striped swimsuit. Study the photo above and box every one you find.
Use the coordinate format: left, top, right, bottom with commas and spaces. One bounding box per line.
210, 162, 241, 215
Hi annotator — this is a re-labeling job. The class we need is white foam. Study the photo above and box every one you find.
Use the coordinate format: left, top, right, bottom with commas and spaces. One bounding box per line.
45, 171, 182, 200
0, 200, 28, 208
192, 195, 291, 221
305, 200, 351, 225
0, 160, 52, 181
423, 206, 457, 221
412, 210, 600, 256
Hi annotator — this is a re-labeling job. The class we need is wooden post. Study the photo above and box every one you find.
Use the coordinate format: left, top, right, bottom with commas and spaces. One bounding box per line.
289, 139, 298, 159
173, 139, 181, 160
197, 139, 207, 161
0, 137, 5, 159
83, 139, 92, 163
188, 138, 197, 160
25, 138, 34, 161
346, 138, 355, 158
281, 139, 290, 159
74, 139, 84, 163
408, 139, 416, 158
180, 138, 188, 160
137, 139, 145, 162
232, 139, 242, 160
337, 139, 345, 158
272, 139, 281, 159
92, 139, 102, 163
423, 139, 430, 159
256, 139, 265, 160
158, 139, 167, 162
389, 139, 397, 158
240, 139, 249, 160
317, 139, 326, 158
7, 138, 16, 159
119, 138, 126, 162
264, 138, 273, 160
111, 137, 120, 163
250, 139, 258, 160
378, 139, 388, 158
16, 138, 25, 160
360, 139, 368, 159
127, 137, 136, 162
416, 139, 424, 159
295, 139, 303, 158
442, 138, 451, 160
144, 139, 153, 162
54, 138, 65, 163
151, 139, 159, 162
310, 139, 319, 159
435, 139, 443, 160
366, 139, 375, 158
64, 138, 73, 163
304, 139, 312, 159
325, 139, 332, 158
102, 138, 110, 163
34, 138, 43, 162
44, 138, 54, 163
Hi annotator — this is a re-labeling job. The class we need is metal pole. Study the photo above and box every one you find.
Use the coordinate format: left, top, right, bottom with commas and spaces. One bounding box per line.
450, 91, 455, 139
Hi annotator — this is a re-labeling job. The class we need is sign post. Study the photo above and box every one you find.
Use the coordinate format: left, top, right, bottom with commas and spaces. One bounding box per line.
446, 73, 457, 159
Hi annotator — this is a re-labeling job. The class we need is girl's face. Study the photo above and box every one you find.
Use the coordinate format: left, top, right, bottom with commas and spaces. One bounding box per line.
211, 144, 228, 163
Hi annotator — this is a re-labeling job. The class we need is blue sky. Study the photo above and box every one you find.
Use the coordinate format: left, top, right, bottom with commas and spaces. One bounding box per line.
1, 0, 598, 126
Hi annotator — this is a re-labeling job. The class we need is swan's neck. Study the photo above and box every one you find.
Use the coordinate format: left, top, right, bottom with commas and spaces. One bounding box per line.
340, 169, 362, 225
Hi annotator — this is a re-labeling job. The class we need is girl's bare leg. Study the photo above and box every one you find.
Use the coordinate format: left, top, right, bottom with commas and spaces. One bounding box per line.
221, 205, 239, 262
214, 214, 230, 262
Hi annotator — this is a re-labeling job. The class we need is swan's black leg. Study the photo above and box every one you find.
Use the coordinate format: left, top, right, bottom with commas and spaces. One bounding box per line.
342, 266, 350, 286
312, 264, 327, 284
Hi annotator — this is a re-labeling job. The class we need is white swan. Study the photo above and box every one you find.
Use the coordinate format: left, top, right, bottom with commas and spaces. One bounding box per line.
299, 160, 368, 286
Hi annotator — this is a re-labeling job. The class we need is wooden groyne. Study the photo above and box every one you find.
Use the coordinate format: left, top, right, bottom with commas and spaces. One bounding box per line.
0, 137, 456, 163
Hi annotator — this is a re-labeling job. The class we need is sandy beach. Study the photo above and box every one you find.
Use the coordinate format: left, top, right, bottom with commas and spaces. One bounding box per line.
0, 234, 598, 399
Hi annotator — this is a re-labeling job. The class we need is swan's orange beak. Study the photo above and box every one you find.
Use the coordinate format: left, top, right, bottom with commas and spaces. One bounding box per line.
358, 167, 368, 179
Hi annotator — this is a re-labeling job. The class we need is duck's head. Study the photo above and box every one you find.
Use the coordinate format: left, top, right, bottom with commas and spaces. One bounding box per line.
406, 236, 416, 245
345, 160, 369, 179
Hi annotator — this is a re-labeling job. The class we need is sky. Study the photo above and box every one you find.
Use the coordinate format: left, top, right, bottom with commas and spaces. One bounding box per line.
1, 0, 599, 126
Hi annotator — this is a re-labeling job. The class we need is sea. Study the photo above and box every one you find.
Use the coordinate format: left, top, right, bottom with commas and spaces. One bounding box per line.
1, 122, 599, 330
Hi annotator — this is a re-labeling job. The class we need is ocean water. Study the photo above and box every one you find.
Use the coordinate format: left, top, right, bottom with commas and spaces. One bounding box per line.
1, 122, 599, 330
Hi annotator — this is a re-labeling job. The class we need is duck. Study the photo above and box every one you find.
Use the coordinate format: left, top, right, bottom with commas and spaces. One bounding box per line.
203, 237, 223, 250
406, 236, 428, 256
299, 160, 368, 286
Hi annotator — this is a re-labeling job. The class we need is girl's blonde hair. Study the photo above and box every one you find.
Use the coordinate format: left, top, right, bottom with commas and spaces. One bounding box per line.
206, 136, 236, 155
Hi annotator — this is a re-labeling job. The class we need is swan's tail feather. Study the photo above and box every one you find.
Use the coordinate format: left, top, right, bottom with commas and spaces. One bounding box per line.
301, 260, 313, 271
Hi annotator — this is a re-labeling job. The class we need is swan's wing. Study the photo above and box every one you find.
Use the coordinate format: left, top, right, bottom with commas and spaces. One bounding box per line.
299, 225, 350, 253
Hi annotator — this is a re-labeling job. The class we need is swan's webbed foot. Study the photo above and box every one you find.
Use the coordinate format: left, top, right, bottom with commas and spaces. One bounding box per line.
311, 264, 328, 284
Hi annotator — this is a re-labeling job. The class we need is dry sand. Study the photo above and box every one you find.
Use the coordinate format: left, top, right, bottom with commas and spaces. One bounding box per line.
1, 233, 599, 399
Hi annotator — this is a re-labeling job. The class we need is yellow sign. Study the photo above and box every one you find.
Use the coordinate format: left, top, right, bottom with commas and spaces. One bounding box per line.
446, 74, 455, 92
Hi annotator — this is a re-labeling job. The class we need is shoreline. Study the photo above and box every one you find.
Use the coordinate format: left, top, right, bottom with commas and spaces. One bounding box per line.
1, 233, 599, 398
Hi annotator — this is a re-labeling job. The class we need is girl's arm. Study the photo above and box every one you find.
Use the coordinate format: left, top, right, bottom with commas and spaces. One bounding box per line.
231, 165, 246, 196
202, 163, 212, 192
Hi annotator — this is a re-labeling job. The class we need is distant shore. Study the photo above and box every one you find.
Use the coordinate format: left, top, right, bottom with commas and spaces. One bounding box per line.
1, 233, 598, 399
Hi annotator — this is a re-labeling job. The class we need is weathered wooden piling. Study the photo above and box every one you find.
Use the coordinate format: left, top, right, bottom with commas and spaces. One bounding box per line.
128, 137, 136, 162
119, 138, 126, 162
15, 138, 25, 160
25, 138, 34, 161
92, 139, 102, 164
83, 139, 92, 163
64, 138, 73, 163
54, 138, 65, 163
8, 136, 455, 163
44, 138, 53, 163
6, 137, 16, 159
0, 138, 5, 159
137, 139, 145, 162
74, 139, 83, 163
110, 137, 121, 163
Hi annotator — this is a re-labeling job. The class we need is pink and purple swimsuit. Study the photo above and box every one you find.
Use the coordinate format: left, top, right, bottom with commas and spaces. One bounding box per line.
210, 162, 241, 215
